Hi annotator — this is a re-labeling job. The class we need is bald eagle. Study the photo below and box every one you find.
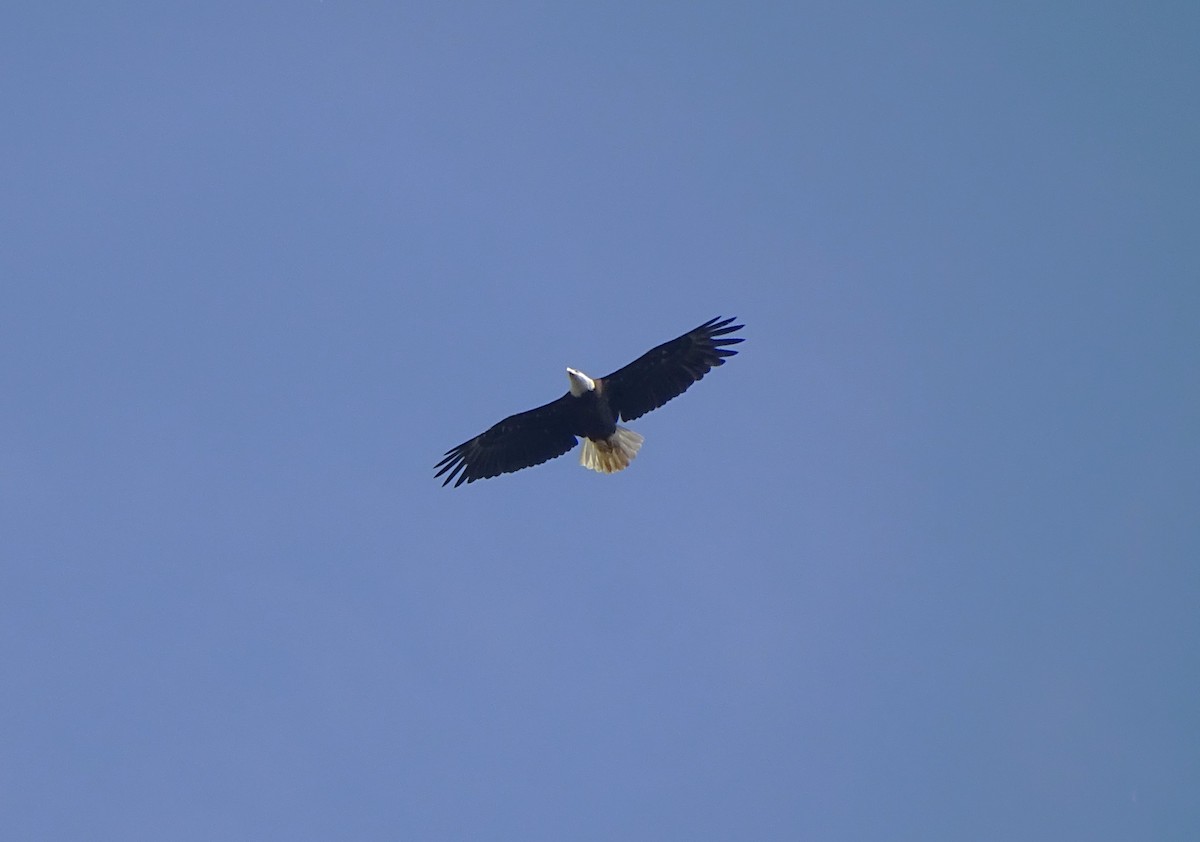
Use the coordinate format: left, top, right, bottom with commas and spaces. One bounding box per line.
435, 316, 744, 486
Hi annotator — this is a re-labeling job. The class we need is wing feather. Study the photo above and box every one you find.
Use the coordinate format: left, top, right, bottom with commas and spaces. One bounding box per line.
602, 316, 744, 422
434, 394, 579, 487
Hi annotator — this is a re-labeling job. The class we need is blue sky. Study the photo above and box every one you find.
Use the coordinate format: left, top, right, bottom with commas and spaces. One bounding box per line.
3, 3, 1198, 839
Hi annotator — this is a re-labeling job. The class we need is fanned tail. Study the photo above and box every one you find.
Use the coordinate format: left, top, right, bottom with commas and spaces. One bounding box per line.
579, 426, 644, 474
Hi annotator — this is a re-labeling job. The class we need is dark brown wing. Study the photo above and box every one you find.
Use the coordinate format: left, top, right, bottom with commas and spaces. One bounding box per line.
435, 394, 579, 487
602, 316, 744, 422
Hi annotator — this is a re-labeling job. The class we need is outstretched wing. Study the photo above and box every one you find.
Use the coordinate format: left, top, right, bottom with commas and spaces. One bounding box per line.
602, 316, 744, 422
435, 394, 579, 487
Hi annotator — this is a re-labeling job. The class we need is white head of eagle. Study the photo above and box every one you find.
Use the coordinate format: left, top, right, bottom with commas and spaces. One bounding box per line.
566, 367, 596, 397
435, 316, 744, 486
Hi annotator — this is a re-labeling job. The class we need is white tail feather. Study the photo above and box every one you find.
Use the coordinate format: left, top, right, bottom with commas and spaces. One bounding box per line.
579, 426, 644, 474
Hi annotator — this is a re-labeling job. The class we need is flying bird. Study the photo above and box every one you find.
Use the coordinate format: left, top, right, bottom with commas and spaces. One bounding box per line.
435, 316, 744, 486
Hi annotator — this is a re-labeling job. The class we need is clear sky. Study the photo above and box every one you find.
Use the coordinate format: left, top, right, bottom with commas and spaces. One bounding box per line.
3, 3, 1198, 840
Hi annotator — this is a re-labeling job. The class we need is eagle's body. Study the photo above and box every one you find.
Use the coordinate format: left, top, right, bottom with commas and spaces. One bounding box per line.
435, 316, 744, 486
